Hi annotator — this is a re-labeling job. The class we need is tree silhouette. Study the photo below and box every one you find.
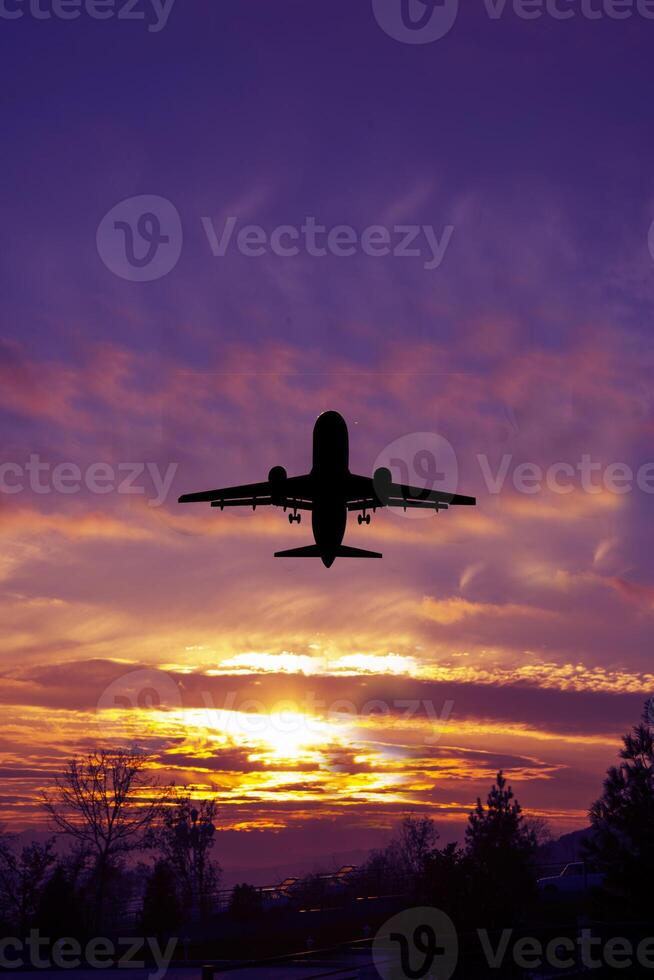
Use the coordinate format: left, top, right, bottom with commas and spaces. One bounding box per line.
358, 815, 439, 897
156, 795, 221, 920
587, 700, 654, 911
142, 860, 182, 937
0, 834, 56, 932
229, 882, 262, 921
423, 842, 470, 922
397, 815, 439, 877
465, 771, 538, 924
41, 749, 166, 925
36, 848, 89, 939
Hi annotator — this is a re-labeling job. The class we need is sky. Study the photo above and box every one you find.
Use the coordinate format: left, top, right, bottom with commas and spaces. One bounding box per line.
1, 0, 654, 875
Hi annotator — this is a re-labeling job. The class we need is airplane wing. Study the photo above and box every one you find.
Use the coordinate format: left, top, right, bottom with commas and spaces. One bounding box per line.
178, 474, 313, 510
345, 473, 476, 511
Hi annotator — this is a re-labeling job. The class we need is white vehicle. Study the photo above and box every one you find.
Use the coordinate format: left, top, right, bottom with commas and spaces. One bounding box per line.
537, 862, 604, 895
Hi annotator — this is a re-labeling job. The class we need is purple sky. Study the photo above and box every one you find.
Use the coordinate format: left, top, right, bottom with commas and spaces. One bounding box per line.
1, 0, 654, 870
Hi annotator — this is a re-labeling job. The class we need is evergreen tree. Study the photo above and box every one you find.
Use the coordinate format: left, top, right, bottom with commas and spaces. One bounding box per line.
587, 700, 654, 912
423, 842, 470, 923
465, 771, 538, 924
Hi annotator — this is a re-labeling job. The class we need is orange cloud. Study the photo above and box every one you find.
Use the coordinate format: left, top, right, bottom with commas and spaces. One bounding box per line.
421, 596, 551, 625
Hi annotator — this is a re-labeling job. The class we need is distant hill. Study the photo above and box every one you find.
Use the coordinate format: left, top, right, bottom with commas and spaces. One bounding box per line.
537, 827, 594, 867
11, 826, 599, 889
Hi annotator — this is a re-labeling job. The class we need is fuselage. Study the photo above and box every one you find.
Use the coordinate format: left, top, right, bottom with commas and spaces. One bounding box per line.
310, 411, 349, 567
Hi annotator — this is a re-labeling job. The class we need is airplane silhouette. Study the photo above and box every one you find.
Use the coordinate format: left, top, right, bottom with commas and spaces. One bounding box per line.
178, 411, 476, 567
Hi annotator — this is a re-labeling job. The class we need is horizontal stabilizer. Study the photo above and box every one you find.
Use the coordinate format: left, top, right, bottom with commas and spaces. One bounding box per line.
337, 545, 382, 558
274, 544, 383, 559
274, 545, 322, 558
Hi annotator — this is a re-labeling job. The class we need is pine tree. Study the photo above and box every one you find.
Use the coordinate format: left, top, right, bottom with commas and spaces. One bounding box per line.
587, 700, 654, 911
465, 771, 538, 924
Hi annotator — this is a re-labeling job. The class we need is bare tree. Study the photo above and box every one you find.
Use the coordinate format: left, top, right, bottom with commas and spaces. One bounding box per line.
41, 749, 168, 924
397, 815, 440, 876
358, 815, 440, 897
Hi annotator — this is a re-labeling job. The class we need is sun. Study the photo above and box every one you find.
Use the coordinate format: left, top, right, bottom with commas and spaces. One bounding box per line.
248, 711, 336, 763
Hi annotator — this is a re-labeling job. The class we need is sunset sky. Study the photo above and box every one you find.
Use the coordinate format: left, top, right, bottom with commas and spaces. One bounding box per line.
1, 1, 654, 877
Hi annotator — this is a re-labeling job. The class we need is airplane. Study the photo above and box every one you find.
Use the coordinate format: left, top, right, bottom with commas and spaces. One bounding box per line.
178, 411, 476, 567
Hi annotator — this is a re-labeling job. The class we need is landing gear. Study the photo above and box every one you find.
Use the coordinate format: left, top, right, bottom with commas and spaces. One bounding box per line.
357, 510, 371, 526
285, 499, 302, 524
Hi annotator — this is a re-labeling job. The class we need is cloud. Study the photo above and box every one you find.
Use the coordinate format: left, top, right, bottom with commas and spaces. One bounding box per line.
421, 596, 550, 625
459, 561, 485, 590
1, 325, 653, 845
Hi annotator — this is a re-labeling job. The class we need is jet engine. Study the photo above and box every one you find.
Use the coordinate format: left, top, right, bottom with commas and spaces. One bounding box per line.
373, 466, 392, 504
268, 466, 287, 483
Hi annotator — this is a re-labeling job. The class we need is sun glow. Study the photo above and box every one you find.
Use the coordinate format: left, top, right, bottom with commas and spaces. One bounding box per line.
245, 710, 339, 762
